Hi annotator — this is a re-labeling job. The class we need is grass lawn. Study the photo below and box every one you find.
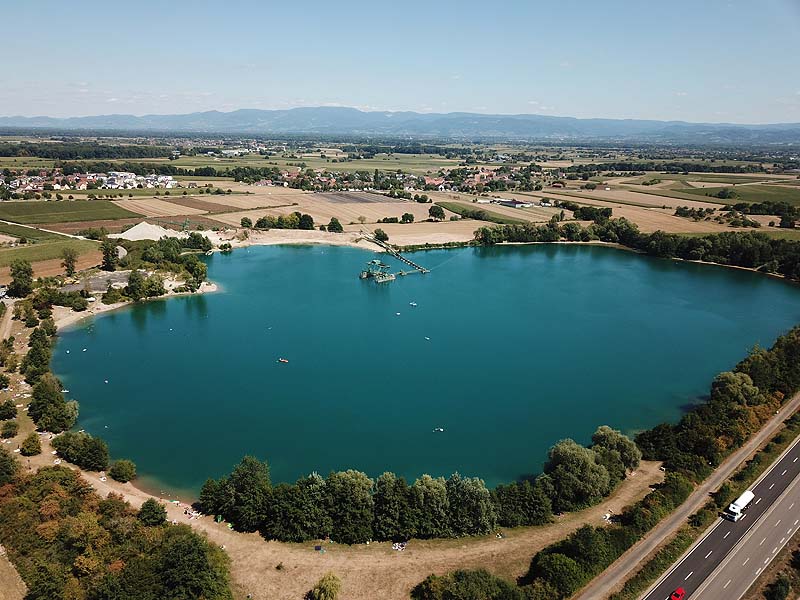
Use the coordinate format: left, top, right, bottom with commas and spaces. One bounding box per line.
679, 185, 800, 206
0, 239, 98, 268
0, 200, 142, 224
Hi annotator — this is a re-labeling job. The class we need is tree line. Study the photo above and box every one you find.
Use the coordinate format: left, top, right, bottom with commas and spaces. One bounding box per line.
474, 218, 800, 281
0, 142, 172, 160
195, 425, 639, 544
563, 161, 764, 174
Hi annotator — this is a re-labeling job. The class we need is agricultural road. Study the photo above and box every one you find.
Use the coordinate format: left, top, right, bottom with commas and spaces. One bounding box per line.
642, 432, 800, 600
573, 391, 800, 600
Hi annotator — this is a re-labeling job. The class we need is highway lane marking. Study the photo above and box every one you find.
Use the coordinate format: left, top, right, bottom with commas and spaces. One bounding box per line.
791, 503, 795, 509
705, 550, 713, 559
776, 519, 782, 527
794, 457, 798, 463
760, 537, 767, 545
743, 557, 750, 565
724, 531, 731, 539
724, 579, 731, 589
684, 571, 693, 581
642, 429, 800, 600
773, 547, 779, 554
782, 469, 788, 476
765, 558, 770, 564
795, 519, 799, 525
781, 537, 786, 544
769, 483, 775, 490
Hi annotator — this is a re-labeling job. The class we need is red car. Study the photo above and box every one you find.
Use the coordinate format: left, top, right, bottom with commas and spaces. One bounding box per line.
670, 588, 686, 600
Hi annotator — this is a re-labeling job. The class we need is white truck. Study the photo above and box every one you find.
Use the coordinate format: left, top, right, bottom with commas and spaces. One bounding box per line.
724, 490, 755, 522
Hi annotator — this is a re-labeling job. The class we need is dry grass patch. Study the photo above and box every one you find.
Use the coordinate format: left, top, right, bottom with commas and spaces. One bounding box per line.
0, 248, 101, 283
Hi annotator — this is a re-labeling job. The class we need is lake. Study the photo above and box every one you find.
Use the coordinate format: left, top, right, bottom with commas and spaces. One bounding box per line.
51, 244, 800, 497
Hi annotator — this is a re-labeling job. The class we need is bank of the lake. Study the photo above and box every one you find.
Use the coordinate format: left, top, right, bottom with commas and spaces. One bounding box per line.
51, 244, 800, 498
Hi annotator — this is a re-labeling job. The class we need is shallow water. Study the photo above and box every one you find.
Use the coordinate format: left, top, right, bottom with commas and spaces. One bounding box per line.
52, 244, 800, 496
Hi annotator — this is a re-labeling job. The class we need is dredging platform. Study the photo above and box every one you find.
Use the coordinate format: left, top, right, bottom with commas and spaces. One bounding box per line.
359, 232, 430, 283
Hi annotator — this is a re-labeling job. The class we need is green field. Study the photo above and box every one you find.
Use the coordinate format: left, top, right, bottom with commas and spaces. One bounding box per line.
435, 201, 530, 225
628, 173, 784, 185
676, 229, 800, 241
0, 222, 61, 241
680, 185, 800, 206
0, 239, 98, 268
0, 200, 141, 224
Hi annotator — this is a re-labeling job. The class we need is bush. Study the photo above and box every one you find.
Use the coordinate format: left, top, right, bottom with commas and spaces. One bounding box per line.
138, 497, 167, 526
764, 574, 791, 600
0, 446, 18, 485
1, 420, 18, 438
109, 459, 137, 483
307, 572, 341, 600
52, 431, 109, 470
411, 569, 525, 600
0, 399, 16, 420
374, 228, 389, 242
20, 432, 41, 456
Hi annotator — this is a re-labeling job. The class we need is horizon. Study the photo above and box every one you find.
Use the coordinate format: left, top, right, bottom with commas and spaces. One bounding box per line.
3, 0, 799, 124
3, 105, 800, 127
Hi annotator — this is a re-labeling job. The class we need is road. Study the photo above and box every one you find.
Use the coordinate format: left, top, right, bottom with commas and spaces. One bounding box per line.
693, 471, 800, 599
641, 433, 800, 600
574, 392, 800, 600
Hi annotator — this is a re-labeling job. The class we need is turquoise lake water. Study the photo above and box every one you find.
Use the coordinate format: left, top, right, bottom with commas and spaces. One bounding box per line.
51, 244, 800, 497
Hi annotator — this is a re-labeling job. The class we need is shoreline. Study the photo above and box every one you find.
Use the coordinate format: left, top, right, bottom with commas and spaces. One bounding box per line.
46, 235, 796, 502
223, 231, 796, 284
52, 280, 219, 331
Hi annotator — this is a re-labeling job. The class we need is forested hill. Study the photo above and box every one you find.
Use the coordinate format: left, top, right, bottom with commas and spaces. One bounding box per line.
1, 107, 799, 143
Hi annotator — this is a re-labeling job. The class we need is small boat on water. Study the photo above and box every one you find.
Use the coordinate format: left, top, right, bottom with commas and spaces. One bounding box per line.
433, 427, 444, 433
409, 302, 417, 307
278, 358, 289, 364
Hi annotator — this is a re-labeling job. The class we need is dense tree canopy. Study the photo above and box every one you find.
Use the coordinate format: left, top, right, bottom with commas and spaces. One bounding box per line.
0, 468, 232, 600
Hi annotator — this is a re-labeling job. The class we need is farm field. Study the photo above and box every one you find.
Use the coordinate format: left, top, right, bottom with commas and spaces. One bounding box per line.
623, 172, 794, 185
548, 188, 727, 210
342, 218, 482, 245
0, 238, 98, 269
427, 191, 562, 221
0, 199, 142, 223
0, 222, 62, 241
679, 184, 800, 206
110, 198, 208, 217
206, 194, 455, 228
167, 152, 469, 175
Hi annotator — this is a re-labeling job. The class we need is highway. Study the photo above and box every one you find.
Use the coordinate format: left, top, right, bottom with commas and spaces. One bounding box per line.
642, 434, 800, 600
574, 393, 800, 600
693, 472, 800, 599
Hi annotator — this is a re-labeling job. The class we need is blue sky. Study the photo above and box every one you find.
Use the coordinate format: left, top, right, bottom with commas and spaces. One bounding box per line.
3, 0, 799, 123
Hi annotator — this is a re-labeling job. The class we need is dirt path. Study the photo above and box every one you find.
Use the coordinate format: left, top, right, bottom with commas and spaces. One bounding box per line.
0, 310, 26, 600
0, 552, 26, 600
573, 391, 800, 600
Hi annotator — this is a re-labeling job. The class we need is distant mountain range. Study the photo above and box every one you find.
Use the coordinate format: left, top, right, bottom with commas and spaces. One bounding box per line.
1, 107, 799, 144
